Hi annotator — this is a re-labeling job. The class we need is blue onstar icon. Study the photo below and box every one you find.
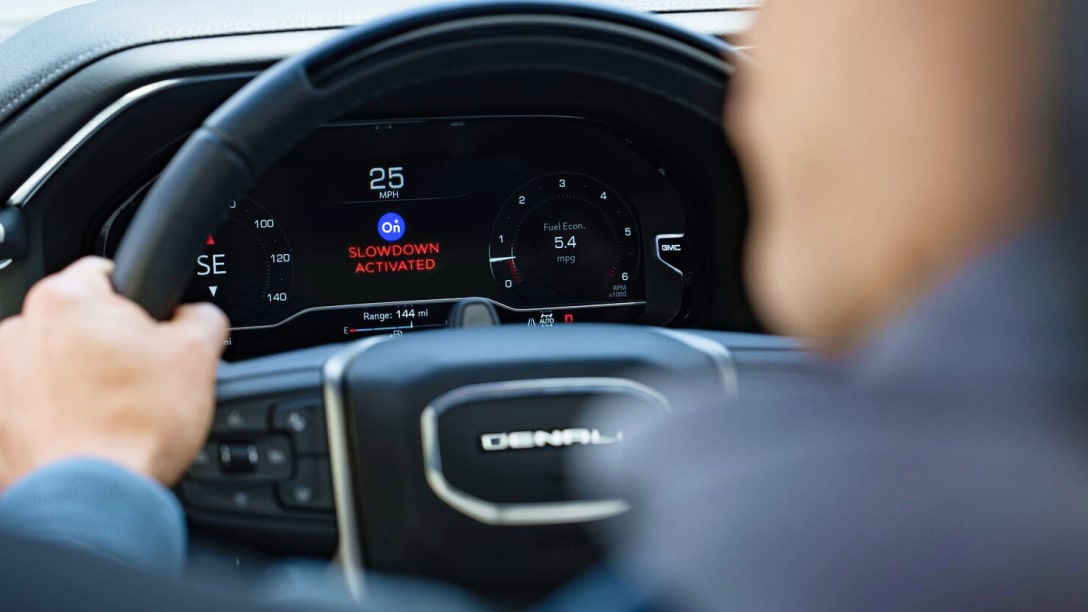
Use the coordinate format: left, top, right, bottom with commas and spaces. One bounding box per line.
377, 212, 405, 242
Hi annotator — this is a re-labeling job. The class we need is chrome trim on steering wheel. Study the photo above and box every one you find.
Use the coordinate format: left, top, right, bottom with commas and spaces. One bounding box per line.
322, 335, 390, 601
420, 377, 669, 526
655, 328, 740, 396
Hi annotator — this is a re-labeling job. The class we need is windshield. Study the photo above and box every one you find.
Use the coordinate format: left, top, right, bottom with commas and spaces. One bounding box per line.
0, 0, 761, 42
0, 0, 89, 41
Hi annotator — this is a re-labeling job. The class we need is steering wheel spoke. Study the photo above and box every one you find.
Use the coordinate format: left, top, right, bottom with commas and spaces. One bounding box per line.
178, 348, 335, 554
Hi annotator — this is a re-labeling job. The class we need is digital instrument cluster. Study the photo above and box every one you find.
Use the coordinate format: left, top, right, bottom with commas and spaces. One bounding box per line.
98, 117, 692, 359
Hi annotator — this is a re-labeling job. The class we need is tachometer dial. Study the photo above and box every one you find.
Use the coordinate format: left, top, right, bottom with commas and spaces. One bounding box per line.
489, 173, 641, 308
101, 195, 293, 328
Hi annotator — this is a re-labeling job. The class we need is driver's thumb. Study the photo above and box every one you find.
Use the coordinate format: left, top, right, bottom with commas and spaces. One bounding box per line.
170, 302, 230, 357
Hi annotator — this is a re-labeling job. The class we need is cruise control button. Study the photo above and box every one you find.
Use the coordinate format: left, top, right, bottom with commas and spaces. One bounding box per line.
655, 234, 687, 275
272, 399, 327, 454
181, 482, 280, 516
212, 402, 269, 434
277, 458, 333, 512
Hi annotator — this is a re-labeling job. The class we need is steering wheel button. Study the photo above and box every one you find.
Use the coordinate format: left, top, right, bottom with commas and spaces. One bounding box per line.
190, 436, 293, 482
286, 412, 307, 433
267, 448, 287, 466
256, 435, 293, 480
219, 442, 259, 474
277, 458, 333, 512
272, 399, 327, 454
181, 482, 281, 516
186, 442, 221, 480
212, 402, 270, 434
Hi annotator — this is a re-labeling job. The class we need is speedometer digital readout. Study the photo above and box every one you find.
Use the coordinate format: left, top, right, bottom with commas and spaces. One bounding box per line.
489, 173, 641, 308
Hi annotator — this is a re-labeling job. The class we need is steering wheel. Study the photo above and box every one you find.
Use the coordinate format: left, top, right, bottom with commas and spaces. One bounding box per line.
110, 1, 743, 597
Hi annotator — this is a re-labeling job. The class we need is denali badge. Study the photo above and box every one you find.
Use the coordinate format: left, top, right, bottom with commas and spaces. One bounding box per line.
480, 428, 624, 452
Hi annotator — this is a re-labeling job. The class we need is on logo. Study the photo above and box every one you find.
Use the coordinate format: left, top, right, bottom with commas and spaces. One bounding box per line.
378, 212, 405, 242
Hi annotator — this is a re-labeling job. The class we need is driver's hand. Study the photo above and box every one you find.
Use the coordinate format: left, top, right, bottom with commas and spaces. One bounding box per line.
0, 257, 229, 491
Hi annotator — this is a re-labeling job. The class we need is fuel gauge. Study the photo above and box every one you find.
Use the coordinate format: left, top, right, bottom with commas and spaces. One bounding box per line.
340, 303, 450, 338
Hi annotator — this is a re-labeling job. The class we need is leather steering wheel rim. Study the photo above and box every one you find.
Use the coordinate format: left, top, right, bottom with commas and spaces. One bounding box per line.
109, 0, 736, 318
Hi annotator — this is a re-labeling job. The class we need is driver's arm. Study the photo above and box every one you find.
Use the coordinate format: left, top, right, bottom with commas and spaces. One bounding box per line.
0, 257, 228, 574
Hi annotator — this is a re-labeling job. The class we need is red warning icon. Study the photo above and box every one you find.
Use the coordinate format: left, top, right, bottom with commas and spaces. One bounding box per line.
206, 235, 216, 246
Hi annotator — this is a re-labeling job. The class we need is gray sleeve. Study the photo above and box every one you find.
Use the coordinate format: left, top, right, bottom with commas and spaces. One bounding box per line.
595, 389, 1088, 611
0, 458, 187, 575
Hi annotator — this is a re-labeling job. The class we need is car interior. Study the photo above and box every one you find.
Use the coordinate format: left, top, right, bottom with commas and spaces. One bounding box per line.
0, 0, 824, 602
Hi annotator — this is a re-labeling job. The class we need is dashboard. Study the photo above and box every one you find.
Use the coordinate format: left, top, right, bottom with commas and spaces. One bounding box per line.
97, 116, 694, 360
0, 4, 759, 361
0, 0, 786, 575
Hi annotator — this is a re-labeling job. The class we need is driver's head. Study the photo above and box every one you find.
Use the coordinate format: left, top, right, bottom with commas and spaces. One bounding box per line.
730, 0, 1058, 354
